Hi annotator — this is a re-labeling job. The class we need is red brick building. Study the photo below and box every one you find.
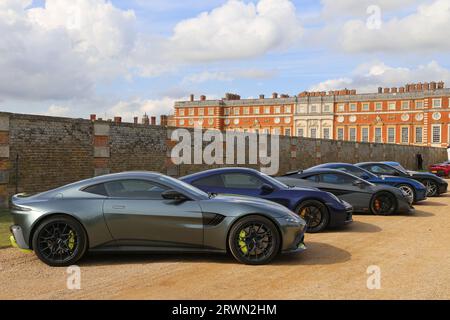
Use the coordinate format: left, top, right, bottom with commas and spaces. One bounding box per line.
173, 82, 450, 148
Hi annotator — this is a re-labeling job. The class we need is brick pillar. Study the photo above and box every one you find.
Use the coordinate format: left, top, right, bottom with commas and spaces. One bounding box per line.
0, 115, 10, 207
93, 123, 111, 176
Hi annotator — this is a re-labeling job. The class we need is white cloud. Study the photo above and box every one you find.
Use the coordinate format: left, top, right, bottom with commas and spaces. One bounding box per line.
169, 0, 303, 62
47, 104, 70, 117
0, 0, 137, 101
340, 0, 450, 52
182, 68, 277, 84
309, 61, 450, 93
321, 0, 423, 18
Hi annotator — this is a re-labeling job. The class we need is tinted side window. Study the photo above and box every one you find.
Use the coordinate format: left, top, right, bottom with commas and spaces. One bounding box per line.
104, 180, 168, 199
222, 173, 264, 189
83, 183, 108, 196
320, 173, 355, 185
368, 165, 396, 175
192, 175, 224, 188
303, 175, 319, 182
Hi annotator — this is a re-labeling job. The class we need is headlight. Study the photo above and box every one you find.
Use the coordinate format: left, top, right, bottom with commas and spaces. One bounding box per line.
285, 217, 301, 224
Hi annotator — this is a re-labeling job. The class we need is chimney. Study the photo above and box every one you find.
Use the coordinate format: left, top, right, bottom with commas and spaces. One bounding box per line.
90, 114, 97, 121
438, 81, 444, 89
133, 117, 138, 124
384, 88, 390, 94
272, 92, 278, 99
378, 87, 383, 94
151, 116, 156, 125
142, 114, 149, 125
399, 87, 405, 93
259, 94, 265, 99
423, 82, 430, 90
200, 95, 206, 101
430, 82, 437, 90
114, 116, 122, 124
160, 115, 168, 126
350, 89, 357, 95
189, 94, 194, 102
391, 87, 398, 93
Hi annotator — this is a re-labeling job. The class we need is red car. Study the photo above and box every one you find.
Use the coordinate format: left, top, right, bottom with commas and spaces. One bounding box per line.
429, 161, 450, 177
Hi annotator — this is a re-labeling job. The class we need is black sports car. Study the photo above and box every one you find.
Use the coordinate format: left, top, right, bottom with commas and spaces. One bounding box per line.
277, 168, 414, 215
356, 161, 448, 197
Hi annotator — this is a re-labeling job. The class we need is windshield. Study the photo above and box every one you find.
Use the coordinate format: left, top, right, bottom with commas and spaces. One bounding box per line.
336, 165, 377, 179
158, 175, 209, 199
390, 163, 409, 174
258, 172, 289, 189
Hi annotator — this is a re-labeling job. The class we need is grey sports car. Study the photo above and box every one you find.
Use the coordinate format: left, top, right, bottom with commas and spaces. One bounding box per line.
10, 172, 307, 266
277, 169, 413, 215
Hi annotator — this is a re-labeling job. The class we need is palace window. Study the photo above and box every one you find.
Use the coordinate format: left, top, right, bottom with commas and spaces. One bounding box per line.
388, 102, 396, 111
401, 101, 410, 110
337, 104, 345, 112
244, 107, 250, 115
323, 104, 331, 112
337, 128, 344, 140
374, 127, 382, 143
284, 128, 291, 136
387, 127, 396, 143
234, 108, 240, 115
432, 125, 441, 144
264, 107, 271, 114
349, 128, 356, 141
401, 127, 409, 144
415, 127, 423, 143
274, 106, 281, 114
179, 109, 185, 116
323, 128, 330, 139
310, 128, 317, 139
297, 128, 304, 137
224, 108, 230, 116
415, 101, 424, 109
362, 103, 370, 111
198, 108, 204, 116
310, 105, 317, 113
253, 107, 260, 114
349, 103, 357, 112
284, 105, 292, 113
189, 108, 195, 116
361, 127, 369, 142
208, 108, 214, 115
432, 99, 442, 108
375, 102, 383, 111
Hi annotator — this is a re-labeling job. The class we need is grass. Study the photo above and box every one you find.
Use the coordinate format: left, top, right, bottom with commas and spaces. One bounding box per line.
0, 209, 12, 249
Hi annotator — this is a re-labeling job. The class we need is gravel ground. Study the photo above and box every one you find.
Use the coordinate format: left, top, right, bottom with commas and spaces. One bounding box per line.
1, 191, 450, 300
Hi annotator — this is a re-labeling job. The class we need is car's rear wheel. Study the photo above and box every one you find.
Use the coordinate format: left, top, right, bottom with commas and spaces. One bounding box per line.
295, 200, 329, 233
228, 215, 280, 265
370, 192, 397, 215
32, 215, 88, 267
423, 180, 438, 197
397, 184, 415, 204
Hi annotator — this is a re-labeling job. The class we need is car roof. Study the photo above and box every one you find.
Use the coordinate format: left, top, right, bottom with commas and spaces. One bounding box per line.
181, 167, 260, 180
381, 161, 400, 166
302, 168, 353, 175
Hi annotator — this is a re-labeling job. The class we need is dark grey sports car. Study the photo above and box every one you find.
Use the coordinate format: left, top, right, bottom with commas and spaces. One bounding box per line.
10, 172, 307, 266
277, 169, 413, 215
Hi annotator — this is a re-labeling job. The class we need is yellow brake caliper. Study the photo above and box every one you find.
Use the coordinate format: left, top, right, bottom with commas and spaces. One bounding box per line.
239, 230, 248, 254
68, 231, 75, 251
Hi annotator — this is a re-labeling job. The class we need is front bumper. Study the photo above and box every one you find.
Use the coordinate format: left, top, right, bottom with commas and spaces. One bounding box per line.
328, 201, 353, 228
415, 189, 428, 202
10, 225, 30, 250
438, 183, 448, 194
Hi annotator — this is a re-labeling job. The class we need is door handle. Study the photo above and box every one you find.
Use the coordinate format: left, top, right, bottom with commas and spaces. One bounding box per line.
112, 205, 126, 210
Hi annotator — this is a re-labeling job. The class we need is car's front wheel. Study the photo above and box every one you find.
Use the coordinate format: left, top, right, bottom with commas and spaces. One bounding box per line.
423, 179, 439, 197
295, 200, 329, 233
370, 192, 397, 215
228, 215, 280, 265
397, 184, 415, 204
32, 215, 88, 267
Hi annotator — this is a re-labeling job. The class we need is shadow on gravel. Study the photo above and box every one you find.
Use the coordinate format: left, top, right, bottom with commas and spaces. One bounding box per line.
275, 242, 351, 266
80, 242, 351, 267
406, 210, 434, 218
323, 221, 382, 234
415, 201, 447, 207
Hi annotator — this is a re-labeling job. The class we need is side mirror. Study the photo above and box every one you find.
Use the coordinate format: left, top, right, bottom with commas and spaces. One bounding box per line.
260, 184, 275, 194
161, 190, 188, 201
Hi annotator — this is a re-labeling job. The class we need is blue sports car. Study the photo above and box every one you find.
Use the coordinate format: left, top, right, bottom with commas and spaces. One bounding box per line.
307, 163, 427, 204
181, 167, 353, 233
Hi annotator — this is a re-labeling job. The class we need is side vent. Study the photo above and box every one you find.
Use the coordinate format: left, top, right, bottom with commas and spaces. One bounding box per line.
203, 213, 226, 226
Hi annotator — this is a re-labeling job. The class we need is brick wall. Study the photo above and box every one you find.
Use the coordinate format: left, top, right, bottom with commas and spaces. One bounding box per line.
0, 111, 448, 208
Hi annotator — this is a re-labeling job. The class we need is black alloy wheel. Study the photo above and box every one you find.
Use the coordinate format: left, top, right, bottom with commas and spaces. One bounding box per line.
228, 215, 280, 265
423, 180, 439, 197
32, 215, 88, 267
296, 200, 330, 233
370, 192, 397, 215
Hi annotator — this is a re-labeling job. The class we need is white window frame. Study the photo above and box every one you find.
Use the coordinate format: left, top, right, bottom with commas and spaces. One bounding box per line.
401, 101, 410, 110
415, 126, 423, 144
432, 98, 442, 108
198, 108, 204, 116
274, 106, 281, 114
337, 127, 344, 140
388, 102, 396, 111
415, 101, 424, 109
349, 103, 357, 112
284, 105, 292, 113
401, 126, 409, 144
361, 127, 369, 142
374, 127, 382, 143
244, 107, 250, 115
337, 104, 345, 112
362, 103, 370, 111
234, 108, 240, 116
323, 104, 331, 113
349, 127, 357, 141
375, 102, 383, 111
297, 128, 304, 137
387, 126, 396, 144
432, 124, 442, 144
253, 107, 260, 114
208, 108, 214, 116
264, 107, 271, 114
189, 108, 195, 116
310, 105, 317, 113
224, 108, 230, 116
310, 128, 317, 139
323, 128, 330, 140
284, 128, 291, 136
179, 109, 185, 116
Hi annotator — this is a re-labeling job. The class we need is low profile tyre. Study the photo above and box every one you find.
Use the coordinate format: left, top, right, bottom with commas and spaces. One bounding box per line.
370, 192, 397, 216
397, 184, 415, 204
423, 180, 438, 197
32, 215, 88, 267
228, 215, 280, 265
295, 200, 329, 233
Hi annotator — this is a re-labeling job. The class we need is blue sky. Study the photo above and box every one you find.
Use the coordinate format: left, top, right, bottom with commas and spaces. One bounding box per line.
1, 0, 449, 121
